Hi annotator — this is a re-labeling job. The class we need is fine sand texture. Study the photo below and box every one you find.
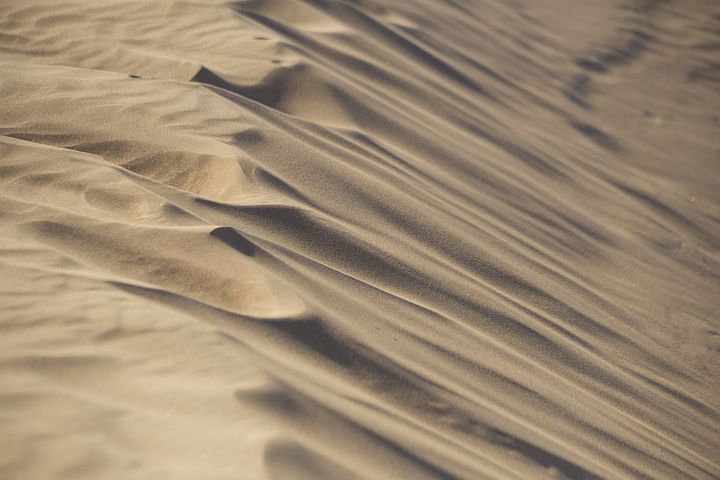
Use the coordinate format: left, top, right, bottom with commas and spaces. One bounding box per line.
1, 1, 719, 479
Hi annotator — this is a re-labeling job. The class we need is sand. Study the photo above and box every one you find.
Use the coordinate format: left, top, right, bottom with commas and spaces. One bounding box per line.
1, 0, 719, 479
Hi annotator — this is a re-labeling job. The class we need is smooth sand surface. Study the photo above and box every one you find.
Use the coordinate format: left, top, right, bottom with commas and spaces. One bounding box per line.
1, 1, 719, 479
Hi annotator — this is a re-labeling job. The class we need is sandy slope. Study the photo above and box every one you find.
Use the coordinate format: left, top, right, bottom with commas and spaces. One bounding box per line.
1, 0, 719, 479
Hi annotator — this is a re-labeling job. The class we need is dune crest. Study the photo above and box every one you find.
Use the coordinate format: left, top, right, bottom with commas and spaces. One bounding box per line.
1, 0, 719, 479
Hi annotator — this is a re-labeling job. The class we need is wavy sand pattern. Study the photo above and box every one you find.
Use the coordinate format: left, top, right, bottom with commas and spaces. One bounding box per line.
1, 0, 719, 479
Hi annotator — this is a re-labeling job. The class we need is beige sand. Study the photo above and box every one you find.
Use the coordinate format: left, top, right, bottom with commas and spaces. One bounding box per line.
1, 0, 719, 479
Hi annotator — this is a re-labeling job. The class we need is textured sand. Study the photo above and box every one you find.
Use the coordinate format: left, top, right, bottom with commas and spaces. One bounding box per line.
1, 1, 719, 479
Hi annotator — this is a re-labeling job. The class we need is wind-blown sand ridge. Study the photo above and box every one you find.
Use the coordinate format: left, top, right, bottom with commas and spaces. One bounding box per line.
1, 0, 719, 478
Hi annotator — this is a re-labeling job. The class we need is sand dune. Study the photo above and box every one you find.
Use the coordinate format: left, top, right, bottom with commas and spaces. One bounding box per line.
1, 0, 719, 479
